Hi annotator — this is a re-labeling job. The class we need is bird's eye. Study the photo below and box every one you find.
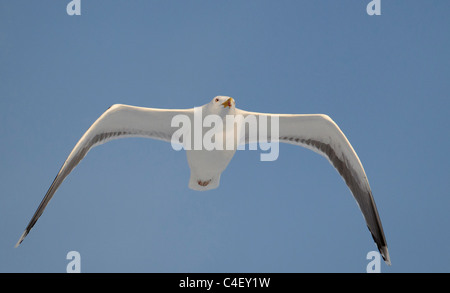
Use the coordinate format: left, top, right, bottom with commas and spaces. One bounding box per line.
215, 98, 219, 102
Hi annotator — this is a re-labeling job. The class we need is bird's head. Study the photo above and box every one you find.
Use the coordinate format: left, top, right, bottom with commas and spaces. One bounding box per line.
208, 96, 236, 115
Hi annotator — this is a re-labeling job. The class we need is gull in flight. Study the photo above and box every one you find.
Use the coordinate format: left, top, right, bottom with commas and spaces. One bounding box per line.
15, 96, 390, 265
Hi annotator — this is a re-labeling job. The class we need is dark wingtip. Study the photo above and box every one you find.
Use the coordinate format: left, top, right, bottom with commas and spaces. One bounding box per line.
15, 230, 28, 248
367, 225, 391, 265
380, 245, 391, 266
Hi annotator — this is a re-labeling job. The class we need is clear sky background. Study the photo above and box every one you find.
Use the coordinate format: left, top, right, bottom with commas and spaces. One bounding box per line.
1, 1, 449, 273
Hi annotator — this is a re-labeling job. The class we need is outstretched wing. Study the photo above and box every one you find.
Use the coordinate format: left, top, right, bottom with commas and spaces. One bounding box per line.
16, 104, 193, 247
236, 109, 390, 265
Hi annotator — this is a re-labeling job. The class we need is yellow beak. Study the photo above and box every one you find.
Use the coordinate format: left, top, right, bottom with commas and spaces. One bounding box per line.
221, 97, 234, 108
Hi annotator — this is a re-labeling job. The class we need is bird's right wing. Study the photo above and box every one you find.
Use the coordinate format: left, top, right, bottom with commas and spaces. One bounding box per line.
15, 104, 193, 247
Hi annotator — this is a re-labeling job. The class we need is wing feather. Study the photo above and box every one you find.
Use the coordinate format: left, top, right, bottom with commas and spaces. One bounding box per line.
15, 104, 192, 247
236, 109, 390, 265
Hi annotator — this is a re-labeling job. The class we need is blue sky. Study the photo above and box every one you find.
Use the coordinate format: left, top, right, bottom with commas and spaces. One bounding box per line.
1, 0, 449, 273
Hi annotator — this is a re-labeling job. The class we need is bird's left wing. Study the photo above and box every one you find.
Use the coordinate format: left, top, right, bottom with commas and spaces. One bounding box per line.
15, 104, 193, 247
235, 109, 390, 265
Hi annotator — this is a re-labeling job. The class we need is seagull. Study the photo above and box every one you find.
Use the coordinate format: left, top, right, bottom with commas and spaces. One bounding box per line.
15, 96, 390, 265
